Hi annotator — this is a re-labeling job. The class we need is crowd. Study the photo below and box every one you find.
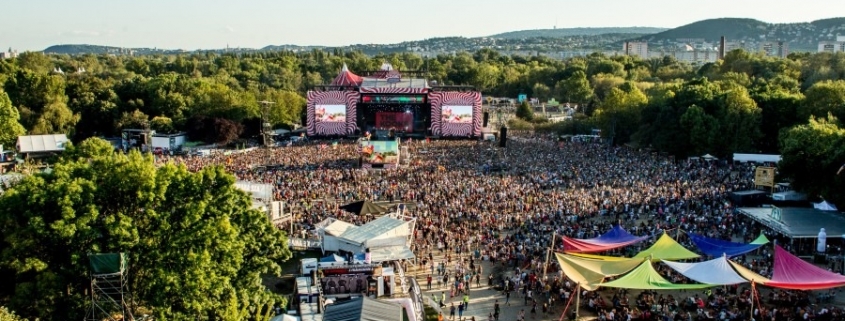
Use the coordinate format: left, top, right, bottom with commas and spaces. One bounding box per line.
157, 135, 842, 321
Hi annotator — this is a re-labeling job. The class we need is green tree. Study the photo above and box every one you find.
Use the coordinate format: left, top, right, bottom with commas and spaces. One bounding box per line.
0, 138, 291, 320
515, 101, 534, 121
0, 89, 26, 147
779, 115, 845, 206
680, 105, 719, 155
554, 70, 593, 107
801, 80, 845, 121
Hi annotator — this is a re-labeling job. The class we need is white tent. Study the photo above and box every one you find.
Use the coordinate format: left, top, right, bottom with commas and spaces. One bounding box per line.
814, 201, 838, 211
269, 314, 299, 321
662, 256, 765, 285
336, 216, 410, 252
319, 219, 358, 253
701, 154, 718, 160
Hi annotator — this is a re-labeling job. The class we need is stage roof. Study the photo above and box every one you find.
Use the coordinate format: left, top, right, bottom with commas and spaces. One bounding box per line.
738, 207, 845, 239
360, 77, 429, 89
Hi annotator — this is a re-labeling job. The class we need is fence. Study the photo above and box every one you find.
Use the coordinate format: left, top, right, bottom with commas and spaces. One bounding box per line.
289, 237, 321, 251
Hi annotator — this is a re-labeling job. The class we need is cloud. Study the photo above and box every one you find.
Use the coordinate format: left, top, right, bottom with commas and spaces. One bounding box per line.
225, 26, 235, 33
60, 30, 102, 37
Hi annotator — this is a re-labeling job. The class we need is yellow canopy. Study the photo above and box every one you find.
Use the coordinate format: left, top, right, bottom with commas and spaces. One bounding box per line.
555, 253, 643, 290
728, 260, 771, 284
633, 233, 700, 261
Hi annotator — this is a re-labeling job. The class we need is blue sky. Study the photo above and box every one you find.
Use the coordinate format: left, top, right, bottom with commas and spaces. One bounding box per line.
0, 0, 836, 51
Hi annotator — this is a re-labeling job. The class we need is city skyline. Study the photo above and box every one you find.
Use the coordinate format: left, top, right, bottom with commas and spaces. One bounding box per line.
0, 0, 838, 51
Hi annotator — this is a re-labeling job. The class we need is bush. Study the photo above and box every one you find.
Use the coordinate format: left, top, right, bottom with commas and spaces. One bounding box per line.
507, 118, 534, 131
515, 101, 534, 121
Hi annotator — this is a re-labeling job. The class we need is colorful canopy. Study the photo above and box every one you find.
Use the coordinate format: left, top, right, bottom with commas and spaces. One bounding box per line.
331, 63, 363, 86
562, 225, 649, 253
662, 256, 769, 285
766, 245, 845, 290
633, 233, 700, 261
554, 253, 643, 290
600, 260, 713, 290
688, 232, 769, 257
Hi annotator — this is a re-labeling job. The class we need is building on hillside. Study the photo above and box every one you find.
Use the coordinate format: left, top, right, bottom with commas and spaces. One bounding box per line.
16, 134, 69, 159
623, 41, 648, 58
760, 41, 789, 58
818, 36, 845, 53
0, 48, 19, 59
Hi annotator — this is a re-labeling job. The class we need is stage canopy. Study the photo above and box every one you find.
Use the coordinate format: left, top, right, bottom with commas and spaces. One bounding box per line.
766, 245, 845, 290
662, 256, 770, 285
814, 201, 838, 211
320, 254, 346, 263
600, 260, 713, 290
554, 253, 643, 290
738, 207, 845, 239
562, 225, 649, 253
687, 232, 769, 257
331, 63, 363, 87
633, 233, 700, 261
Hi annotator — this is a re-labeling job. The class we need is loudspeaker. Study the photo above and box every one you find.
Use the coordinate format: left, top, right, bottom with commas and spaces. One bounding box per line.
483, 112, 489, 127
499, 127, 508, 148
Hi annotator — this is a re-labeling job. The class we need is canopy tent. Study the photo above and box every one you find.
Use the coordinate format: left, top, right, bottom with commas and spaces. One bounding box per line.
766, 245, 845, 290
687, 232, 769, 257
355, 246, 415, 263
814, 201, 838, 211
600, 261, 713, 290
562, 225, 649, 253
633, 233, 700, 261
738, 207, 845, 239
339, 200, 389, 215
554, 253, 643, 290
330, 63, 363, 87
323, 220, 357, 236
320, 254, 346, 263
662, 256, 769, 285
701, 154, 718, 160
323, 297, 403, 321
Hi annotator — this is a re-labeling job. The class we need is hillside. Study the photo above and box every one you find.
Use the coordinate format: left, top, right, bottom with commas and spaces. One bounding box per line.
490, 27, 668, 39
641, 17, 845, 51
44, 44, 190, 55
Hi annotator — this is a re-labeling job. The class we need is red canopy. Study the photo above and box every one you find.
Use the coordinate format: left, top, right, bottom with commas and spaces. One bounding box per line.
331, 63, 363, 86
766, 245, 845, 290
562, 225, 648, 253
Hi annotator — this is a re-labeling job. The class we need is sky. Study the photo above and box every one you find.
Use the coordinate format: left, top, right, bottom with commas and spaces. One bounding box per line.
0, 0, 837, 51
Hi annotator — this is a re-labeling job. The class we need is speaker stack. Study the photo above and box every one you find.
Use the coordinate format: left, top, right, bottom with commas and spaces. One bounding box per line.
483, 112, 489, 127
499, 127, 508, 148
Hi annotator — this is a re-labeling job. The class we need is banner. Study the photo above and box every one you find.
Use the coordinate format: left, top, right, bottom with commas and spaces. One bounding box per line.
754, 167, 776, 187
375, 112, 414, 131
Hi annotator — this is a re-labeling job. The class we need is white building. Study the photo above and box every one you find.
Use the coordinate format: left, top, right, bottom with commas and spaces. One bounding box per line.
623, 42, 648, 58
818, 36, 845, 53
0, 48, 19, 60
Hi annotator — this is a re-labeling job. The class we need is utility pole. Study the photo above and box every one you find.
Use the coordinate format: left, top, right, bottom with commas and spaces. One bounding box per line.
259, 101, 275, 148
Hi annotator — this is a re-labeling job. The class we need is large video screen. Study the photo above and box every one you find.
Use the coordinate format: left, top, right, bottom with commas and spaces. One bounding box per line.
375, 112, 414, 132
441, 105, 473, 123
360, 140, 400, 164
315, 104, 346, 123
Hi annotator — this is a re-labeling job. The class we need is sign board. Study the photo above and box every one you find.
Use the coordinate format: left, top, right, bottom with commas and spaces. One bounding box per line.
754, 167, 776, 187
518, 94, 527, 103
770, 205, 782, 222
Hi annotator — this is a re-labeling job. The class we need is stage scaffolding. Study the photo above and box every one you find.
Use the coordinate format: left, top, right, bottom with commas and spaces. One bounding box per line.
87, 253, 134, 321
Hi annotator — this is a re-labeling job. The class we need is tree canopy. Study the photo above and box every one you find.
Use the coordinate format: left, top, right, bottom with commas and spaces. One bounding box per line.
0, 138, 291, 320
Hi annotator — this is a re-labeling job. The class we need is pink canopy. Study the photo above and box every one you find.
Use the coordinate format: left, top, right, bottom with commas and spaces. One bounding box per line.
766, 245, 845, 290
331, 63, 363, 86
562, 225, 648, 253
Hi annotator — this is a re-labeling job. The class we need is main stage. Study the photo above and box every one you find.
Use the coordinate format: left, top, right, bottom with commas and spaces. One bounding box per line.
306, 63, 482, 139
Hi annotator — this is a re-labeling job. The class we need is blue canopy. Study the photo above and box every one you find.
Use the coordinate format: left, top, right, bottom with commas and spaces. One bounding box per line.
688, 233, 768, 257
320, 254, 346, 263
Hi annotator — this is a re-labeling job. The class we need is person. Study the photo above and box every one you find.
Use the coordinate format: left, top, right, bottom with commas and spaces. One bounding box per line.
450, 303, 455, 320
458, 302, 464, 319
427, 274, 433, 290
493, 300, 500, 319
505, 290, 511, 305
488, 312, 494, 321
438, 312, 444, 321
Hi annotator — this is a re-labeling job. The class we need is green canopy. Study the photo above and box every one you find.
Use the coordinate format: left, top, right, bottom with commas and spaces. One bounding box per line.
600, 260, 714, 290
555, 253, 643, 290
750, 232, 770, 245
633, 233, 700, 261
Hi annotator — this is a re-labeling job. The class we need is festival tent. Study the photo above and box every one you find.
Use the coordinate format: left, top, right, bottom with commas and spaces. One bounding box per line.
554, 253, 643, 290
765, 245, 845, 290
562, 225, 649, 253
323, 296, 403, 321
662, 256, 770, 285
330, 63, 363, 87
339, 200, 389, 215
600, 260, 714, 290
814, 201, 838, 211
320, 254, 346, 263
632, 233, 700, 261
687, 232, 769, 257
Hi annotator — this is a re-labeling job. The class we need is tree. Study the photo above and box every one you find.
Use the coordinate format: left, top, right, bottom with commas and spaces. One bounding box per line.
801, 80, 845, 121
0, 89, 26, 147
0, 138, 291, 320
554, 70, 593, 107
150, 116, 174, 133
779, 115, 845, 206
515, 101, 534, 121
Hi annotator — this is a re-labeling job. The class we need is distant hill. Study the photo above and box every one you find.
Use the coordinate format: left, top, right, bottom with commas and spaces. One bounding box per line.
640, 17, 845, 51
44, 44, 190, 55
490, 27, 668, 39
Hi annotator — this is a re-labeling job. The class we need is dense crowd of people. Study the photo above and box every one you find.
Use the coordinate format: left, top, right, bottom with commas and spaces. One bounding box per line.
157, 135, 843, 321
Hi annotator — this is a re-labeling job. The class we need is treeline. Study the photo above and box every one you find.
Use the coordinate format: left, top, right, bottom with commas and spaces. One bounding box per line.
0, 49, 844, 202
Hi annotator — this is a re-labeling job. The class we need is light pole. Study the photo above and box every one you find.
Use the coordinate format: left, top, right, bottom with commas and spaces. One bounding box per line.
259, 101, 275, 148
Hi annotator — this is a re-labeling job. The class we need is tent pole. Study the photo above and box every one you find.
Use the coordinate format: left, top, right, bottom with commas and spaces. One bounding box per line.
544, 231, 556, 281
575, 283, 580, 319
750, 281, 754, 321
